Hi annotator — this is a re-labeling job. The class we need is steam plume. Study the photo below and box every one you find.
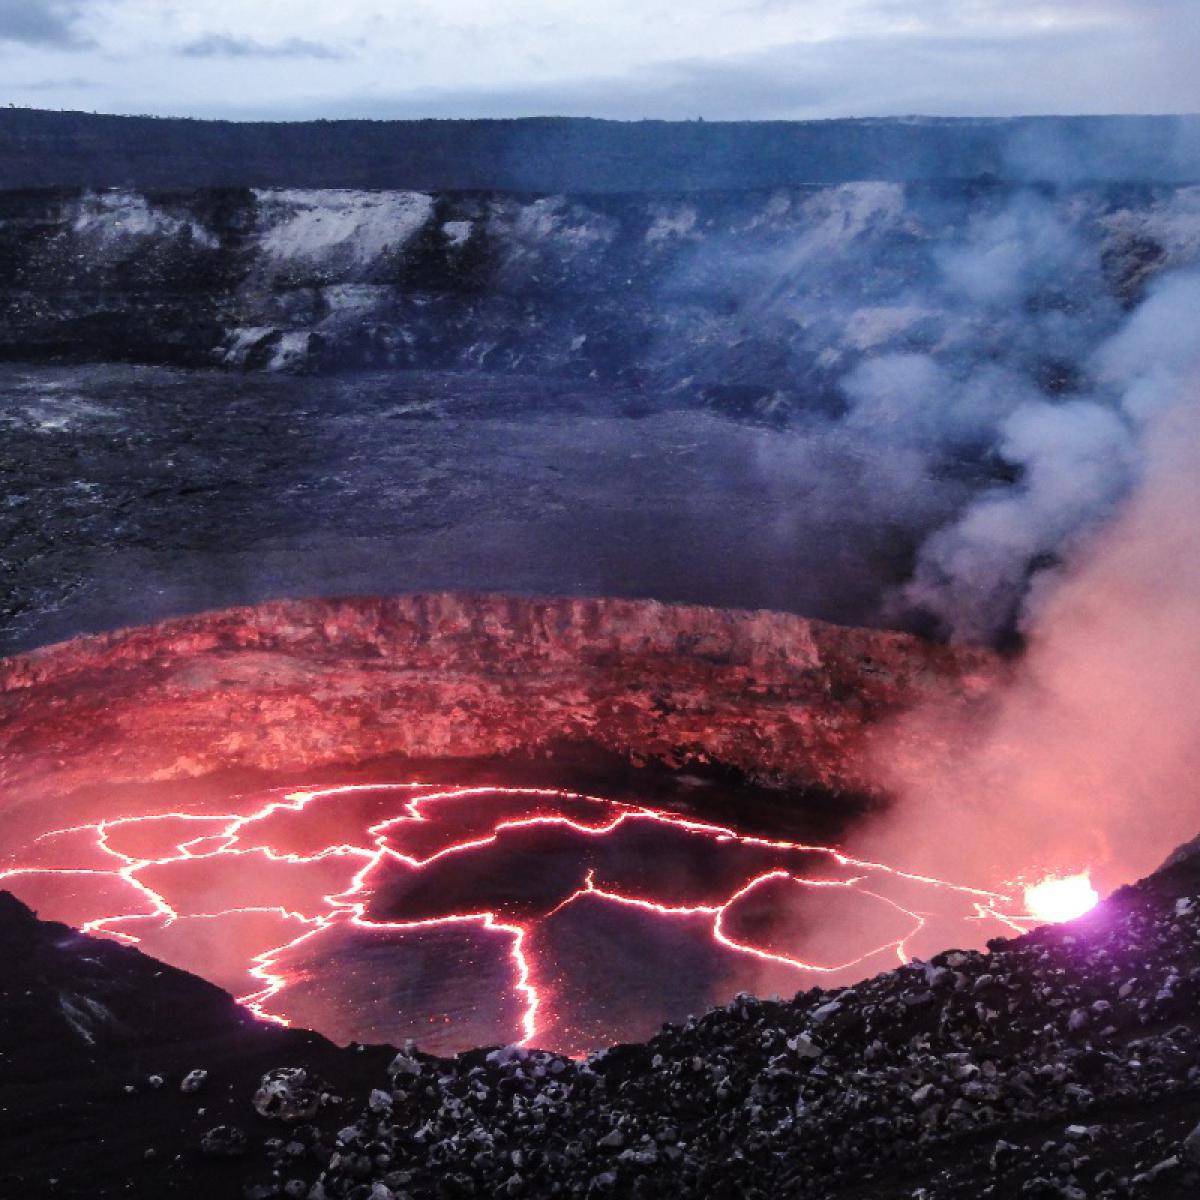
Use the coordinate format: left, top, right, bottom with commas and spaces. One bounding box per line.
853, 271, 1200, 896
675, 183, 1200, 642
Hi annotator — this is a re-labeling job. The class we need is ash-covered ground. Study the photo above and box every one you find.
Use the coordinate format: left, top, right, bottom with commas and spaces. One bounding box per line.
0, 363, 967, 657
4, 842, 1200, 1200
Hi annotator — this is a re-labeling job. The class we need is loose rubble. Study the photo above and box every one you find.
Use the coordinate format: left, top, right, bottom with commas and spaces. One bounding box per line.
228, 865, 1200, 1200
253, 1069, 326, 1124
201, 1125, 250, 1159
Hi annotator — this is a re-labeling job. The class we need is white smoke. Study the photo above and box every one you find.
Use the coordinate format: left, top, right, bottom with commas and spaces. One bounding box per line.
714, 191, 1200, 900
681, 184, 1180, 640
896, 271, 1200, 641
853, 270, 1200, 896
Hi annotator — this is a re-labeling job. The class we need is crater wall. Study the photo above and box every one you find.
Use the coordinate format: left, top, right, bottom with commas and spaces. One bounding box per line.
0, 594, 1000, 816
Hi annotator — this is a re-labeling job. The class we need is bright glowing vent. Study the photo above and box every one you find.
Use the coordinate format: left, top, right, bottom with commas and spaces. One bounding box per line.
1024, 874, 1100, 924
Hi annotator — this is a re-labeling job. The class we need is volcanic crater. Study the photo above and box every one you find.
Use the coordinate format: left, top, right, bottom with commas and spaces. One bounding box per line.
0, 592, 1019, 1055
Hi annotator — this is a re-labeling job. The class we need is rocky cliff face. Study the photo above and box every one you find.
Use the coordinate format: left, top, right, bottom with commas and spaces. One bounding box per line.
0, 594, 999, 824
2, 182, 1199, 416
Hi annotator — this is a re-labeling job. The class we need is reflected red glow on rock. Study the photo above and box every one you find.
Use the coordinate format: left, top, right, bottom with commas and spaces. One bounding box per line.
1, 783, 1067, 1056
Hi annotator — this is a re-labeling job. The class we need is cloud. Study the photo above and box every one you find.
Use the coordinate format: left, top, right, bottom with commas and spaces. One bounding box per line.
0, 0, 92, 48
178, 34, 345, 61
2, 0, 1197, 119
15, 75, 97, 90
223, 16, 1199, 123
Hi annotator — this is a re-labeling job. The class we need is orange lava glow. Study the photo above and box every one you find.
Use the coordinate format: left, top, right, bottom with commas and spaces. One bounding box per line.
0, 784, 1082, 1054
1023, 874, 1100, 924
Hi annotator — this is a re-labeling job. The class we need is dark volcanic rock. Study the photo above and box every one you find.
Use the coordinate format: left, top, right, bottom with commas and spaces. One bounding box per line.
0, 363, 950, 656
225, 847, 1200, 1200
0, 891, 394, 1200
0, 888, 251, 1067
0, 180, 1197, 386
2, 112, 1198, 193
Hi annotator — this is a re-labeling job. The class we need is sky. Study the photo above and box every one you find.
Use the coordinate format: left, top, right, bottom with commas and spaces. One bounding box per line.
0, 0, 1197, 121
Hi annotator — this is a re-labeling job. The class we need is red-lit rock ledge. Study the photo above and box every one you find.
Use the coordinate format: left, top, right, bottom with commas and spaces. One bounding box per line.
0, 593, 1000, 807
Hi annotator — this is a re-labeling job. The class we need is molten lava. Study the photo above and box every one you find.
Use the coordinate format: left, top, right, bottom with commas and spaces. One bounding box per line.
1023, 874, 1100, 924
0, 782, 1084, 1056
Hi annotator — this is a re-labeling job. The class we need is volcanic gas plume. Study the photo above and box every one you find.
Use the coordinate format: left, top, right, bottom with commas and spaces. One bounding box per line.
853, 289, 1200, 901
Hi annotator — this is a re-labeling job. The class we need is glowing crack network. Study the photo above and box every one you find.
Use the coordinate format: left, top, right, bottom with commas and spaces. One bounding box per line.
0, 784, 1086, 1056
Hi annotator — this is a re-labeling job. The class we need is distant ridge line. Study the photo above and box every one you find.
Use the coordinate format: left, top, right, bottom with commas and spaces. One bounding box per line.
1, 110, 1198, 192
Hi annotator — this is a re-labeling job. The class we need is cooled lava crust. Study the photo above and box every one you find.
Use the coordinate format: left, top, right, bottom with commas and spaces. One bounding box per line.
0, 592, 998, 818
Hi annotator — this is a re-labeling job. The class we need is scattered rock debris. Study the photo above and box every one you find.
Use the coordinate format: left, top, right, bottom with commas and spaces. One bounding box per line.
253, 1069, 325, 1124
181, 1068, 209, 1094
5, 850, 1200, 1198
200, 1125, 250, 1159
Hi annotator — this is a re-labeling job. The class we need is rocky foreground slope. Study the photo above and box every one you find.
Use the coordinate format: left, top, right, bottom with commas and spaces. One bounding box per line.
0, 891, 395, 1200
4, 841, 1200, 1198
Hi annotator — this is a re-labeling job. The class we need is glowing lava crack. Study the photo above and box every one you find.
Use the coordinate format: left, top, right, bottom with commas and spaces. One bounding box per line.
1, 784, 1090, 1056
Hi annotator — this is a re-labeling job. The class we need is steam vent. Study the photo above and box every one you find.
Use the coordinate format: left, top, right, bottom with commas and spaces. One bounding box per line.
0, 593, 1013, 1055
